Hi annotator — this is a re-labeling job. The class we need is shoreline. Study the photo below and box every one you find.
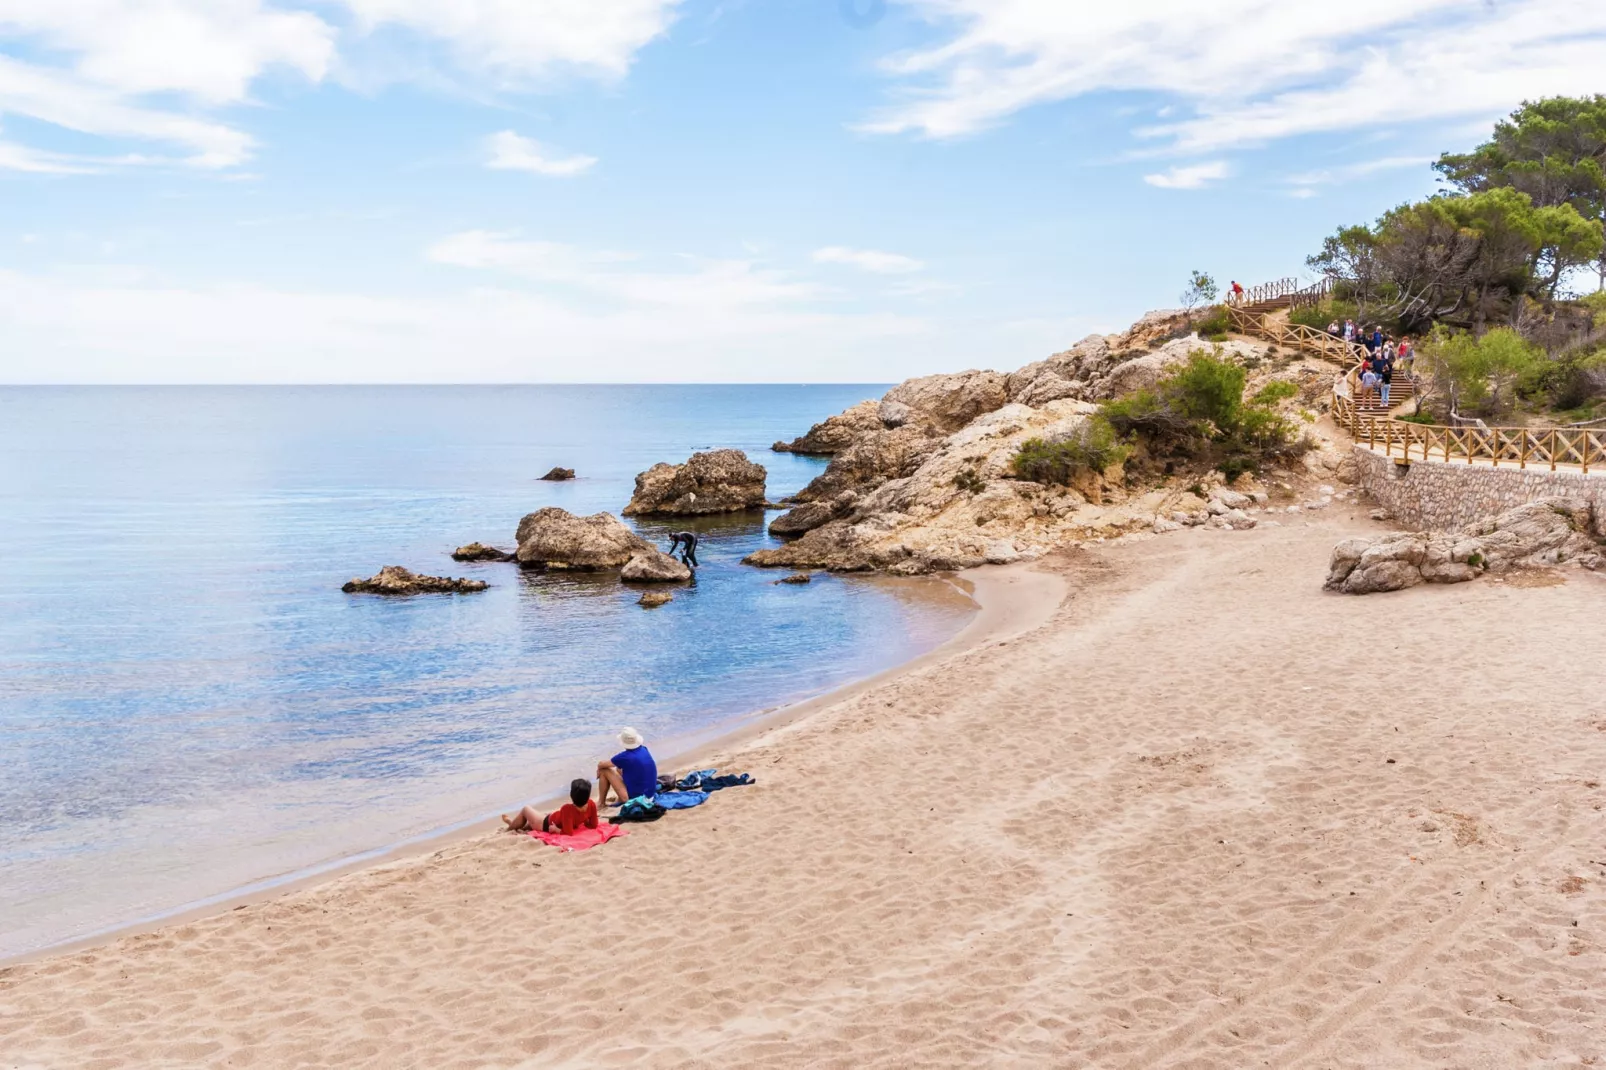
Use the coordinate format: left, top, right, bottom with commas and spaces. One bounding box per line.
0, 562, 1066, 969
5, 518, 1605, 1066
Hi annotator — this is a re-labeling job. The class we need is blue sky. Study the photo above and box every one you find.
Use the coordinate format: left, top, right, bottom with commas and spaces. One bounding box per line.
3, 0, 1605, 384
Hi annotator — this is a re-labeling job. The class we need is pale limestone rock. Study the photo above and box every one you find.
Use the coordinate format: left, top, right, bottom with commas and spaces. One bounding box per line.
773, 400, 884, 455
624, 449, 767, 516
620, 550, 693, 583
514, 508, 653, 570
1325, 497, 1603, 595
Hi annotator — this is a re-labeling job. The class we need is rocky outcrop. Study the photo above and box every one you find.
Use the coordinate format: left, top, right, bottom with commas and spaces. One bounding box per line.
788, 426, 943, 505
621, 550, 693, 583
776, 572, 812, 584
746, 400, 1110, 574
882, 370, 1009, 433
513, 508, 653, 570
773, 400, 883, 455
638, 591, 673, 608
623, 449, 767, 516
767, 499, 841, 536
451, 542, 514, 562
747, 307, 1286, 576
539, 467, 576, 481
342, 566, 488, 594
1325, 498, 1604, 594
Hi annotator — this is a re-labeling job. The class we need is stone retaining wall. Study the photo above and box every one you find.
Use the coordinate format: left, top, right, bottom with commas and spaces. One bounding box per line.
1353, 445, 1606, 536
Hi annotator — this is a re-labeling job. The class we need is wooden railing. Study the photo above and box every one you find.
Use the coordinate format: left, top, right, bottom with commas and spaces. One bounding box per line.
1338, 405, 1606, 472
1229, 276, 1300, 305
1289, 277, 1333, 310
1221, 278, 1605, 472
1225, 303, 1367, 367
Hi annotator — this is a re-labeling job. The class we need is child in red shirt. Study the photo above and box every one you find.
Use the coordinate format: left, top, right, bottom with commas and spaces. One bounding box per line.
502, 778, 598, 835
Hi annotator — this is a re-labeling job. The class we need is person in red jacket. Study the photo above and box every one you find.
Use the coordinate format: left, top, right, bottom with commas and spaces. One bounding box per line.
502, 778, 598, 835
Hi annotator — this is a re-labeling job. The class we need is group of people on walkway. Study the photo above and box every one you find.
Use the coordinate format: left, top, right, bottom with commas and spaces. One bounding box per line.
1327, 319, 1414, 407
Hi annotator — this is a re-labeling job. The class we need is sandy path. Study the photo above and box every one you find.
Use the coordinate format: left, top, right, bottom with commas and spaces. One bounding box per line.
3, 514, 1604, 1068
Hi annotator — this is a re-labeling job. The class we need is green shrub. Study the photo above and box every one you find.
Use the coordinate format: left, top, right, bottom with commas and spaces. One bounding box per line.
1095, 350, 1310, 480
1011, 418, 1130, 486
1288, 298, 1362, 332
1195, 305, 1231, 341
1251, 380, 1299, 406
1466, 552, 1485, 569
953, 467, 987, 495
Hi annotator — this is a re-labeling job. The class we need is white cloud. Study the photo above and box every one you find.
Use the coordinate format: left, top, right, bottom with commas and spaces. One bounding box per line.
0, 0, 677, 171
813, 246, 925, 274
0, 1, 335, 169
868, 0, 1606, 156
484, 130, 597, 177
1143, 160, 1228, 190
339, 0, 681, 86
429, 230, 825, 310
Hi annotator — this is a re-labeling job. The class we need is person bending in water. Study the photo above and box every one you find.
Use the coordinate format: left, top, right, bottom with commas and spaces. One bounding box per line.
596, 726, 658, 806
666, 531, 699, 567
502, 778, 598, 834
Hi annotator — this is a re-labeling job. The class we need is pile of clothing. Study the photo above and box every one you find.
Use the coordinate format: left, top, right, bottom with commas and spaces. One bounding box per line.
607, 767, 755, 824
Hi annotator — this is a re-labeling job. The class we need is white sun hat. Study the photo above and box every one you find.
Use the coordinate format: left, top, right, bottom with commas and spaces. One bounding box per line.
618, 727, 644, 749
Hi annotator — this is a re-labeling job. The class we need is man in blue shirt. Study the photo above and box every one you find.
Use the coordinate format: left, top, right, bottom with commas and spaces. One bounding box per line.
597, 726, 658, 806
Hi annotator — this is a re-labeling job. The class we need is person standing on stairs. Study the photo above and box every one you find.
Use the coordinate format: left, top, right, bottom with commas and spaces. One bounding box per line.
1343, 319, 1356, 343
1378, 350, 1394, 408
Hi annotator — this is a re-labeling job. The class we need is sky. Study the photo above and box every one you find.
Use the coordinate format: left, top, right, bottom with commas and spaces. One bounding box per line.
2, 0, 1605, 384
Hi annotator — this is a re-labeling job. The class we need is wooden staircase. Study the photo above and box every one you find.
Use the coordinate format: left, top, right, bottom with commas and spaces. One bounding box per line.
1349, 374, 1416, 416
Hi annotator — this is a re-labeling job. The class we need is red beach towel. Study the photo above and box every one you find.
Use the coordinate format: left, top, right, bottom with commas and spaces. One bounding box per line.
529, 823, 628, 852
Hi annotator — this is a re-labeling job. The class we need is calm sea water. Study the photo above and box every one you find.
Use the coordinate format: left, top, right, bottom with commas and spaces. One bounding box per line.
0, 386, 974, 959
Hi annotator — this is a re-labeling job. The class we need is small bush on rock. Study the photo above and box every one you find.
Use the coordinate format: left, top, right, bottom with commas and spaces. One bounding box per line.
953, 467, 987, 495
1195, 305, 1231, 341
1011, 418, 1130, 486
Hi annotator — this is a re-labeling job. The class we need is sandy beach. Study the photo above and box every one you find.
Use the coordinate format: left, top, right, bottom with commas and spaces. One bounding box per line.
3, 508, 1604, 1069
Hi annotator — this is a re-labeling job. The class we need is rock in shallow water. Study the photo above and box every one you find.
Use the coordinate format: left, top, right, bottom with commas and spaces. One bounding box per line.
451, 542, 514, 562
342, 566, 487, 594
539, 467, 576, 481
775, 572, 812, 585
620, 550, 693, 583
623, 449, 767, 516
513, 508, 652, 570
638, 591, 673, 608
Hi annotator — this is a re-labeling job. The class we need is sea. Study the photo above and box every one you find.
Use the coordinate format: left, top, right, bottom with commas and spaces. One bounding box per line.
0, 385, 975, 960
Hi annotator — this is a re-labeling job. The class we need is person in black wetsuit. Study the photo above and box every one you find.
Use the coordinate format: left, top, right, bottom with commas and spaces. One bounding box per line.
667, 531, 698, 567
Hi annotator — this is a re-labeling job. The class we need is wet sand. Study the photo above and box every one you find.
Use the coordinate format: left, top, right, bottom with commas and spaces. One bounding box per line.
3, 512, 1603, 1068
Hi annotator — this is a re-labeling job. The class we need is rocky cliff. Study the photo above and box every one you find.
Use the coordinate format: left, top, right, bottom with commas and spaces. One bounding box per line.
747, 309, 1342, 575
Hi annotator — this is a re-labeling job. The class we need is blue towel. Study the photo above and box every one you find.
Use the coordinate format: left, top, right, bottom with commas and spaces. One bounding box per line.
651, 790, 709, 810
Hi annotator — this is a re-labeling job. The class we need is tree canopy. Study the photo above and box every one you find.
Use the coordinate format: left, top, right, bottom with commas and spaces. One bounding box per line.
1307, 98, 1606, 332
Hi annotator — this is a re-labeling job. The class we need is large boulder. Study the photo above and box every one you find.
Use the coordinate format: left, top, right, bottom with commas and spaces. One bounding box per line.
621, 550, 693, 583
1325, 498, 1603, 594
623, 449, 767, 516
539, 467, 576, 481
772, 400, 884, 455
514, 508, 653, 570
342, 566, 487, 594
882, 370, 1009, 433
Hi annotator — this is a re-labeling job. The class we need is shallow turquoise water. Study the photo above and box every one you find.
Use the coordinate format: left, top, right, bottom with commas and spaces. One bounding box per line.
0, 385, 974, 958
